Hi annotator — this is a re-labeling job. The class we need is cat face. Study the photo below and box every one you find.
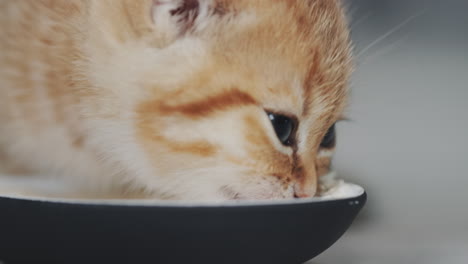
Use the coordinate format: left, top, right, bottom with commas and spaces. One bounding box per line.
80, 0, 352, 200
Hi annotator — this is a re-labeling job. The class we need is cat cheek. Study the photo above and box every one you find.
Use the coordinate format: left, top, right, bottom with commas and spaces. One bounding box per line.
316, 150, 334, 177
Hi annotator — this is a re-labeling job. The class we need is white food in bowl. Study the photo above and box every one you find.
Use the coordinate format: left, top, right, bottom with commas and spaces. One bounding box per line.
0, 172, 363, 206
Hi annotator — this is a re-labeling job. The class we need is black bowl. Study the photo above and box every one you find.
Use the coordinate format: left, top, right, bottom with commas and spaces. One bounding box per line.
0, 186, 366, 264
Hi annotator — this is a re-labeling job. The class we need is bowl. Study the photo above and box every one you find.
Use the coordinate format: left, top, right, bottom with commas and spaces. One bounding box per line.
0, 182, 366, 264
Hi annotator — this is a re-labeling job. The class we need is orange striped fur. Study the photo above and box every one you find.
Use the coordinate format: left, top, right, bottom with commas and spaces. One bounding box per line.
0, 0, 352, 200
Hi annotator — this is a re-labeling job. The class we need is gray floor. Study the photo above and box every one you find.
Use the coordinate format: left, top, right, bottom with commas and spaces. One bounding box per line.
309, 0, 468, 263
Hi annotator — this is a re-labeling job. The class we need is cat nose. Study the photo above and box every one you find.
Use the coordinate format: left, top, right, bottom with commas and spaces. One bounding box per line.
293, 182, 317, 198
293, 166, 317, 198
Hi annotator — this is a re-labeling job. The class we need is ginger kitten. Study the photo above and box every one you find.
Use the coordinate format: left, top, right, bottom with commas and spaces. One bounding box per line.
0, 0, 352, 201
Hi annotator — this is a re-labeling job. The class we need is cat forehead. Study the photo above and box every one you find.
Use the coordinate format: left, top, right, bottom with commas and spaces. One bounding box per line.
149, 0, 352, 119
208, 0, 352, 117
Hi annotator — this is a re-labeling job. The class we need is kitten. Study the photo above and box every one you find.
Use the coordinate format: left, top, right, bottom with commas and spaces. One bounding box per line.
0, 0, 352, 201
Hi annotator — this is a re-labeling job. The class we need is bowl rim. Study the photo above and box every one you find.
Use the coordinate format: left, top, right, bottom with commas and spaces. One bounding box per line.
0, 183, 365, 208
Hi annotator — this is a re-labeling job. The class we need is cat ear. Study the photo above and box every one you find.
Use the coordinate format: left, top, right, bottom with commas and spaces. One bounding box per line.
151, 0, 204, 40
89, 0, 209, 46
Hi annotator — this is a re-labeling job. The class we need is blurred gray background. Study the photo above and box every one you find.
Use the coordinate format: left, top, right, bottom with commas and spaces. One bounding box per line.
310, 0, 468, 263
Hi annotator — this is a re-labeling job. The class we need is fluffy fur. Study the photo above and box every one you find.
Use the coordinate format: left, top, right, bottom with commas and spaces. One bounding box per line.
0, 0, 353, 201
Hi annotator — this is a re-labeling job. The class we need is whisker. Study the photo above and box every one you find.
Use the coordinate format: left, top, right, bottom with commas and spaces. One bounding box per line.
356, 11, 426, 59
358, 35, 409, 66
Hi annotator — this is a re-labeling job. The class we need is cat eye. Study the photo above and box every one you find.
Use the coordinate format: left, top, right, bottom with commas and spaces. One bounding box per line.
320, 124, 336, 149
267, 112, 296, 146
